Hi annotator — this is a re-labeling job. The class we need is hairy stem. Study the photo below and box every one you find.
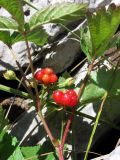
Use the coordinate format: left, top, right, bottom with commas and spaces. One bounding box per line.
22, 32, 63, 160
37, 112, 63, 160
61, 59, 95, 151
61, 109, 75, 149
78, 59, 95, 100
22, 31, 40, 111
37, 112, 55, 143
56, 146, 64, 160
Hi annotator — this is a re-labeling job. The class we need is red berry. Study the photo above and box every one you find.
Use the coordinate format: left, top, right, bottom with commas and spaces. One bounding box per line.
63, 90, 78, 107
50, 74, 58, 83
62, 93, 71, 106
42, 74, 50, 85
69, 95, 78, 107
34, 69, 45, 81
66, 89, 77, 97
52, 90, 64, 105
52, 89, 78, 107
44, 67, 54, 75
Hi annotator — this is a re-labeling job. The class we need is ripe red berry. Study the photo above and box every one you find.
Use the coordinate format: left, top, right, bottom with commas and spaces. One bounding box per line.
42, 74, 50, 85
52, 90, 64, 105
69, 95, 78, 107
49, 74, 58, 83
62, 93, 71, 106
52, 89, 78, 107
34, 67, 57, 85
44, 67, 54, 75
34, 69, 45, 81
66, 89, 77, 97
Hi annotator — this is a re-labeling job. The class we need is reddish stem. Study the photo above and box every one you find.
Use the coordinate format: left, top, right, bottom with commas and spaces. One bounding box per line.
61, 109, 75, 149
23, 31, 64, 159
61, 59, 95, 151
23, 31, 40, 111
57, 145, 64, 160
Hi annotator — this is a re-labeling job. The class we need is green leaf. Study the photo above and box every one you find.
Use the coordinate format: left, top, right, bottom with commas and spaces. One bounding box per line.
77, 67, 120, 105
29, 3, 88, 30
107, 32, 120, 49
0, 16, 18, 31
0, 16, 19, 45
87, 3, 120, 59
0, 84, 29, 98
21, 145, 40, 160
21, 141, 56, 160
0, 0, 24, 31
0, 106, 8, 131
58, 71, 71, 84
0, 132, 24, 160
0, 31, 11, 45
11, 27, 48, 46
80, 27, 92, 61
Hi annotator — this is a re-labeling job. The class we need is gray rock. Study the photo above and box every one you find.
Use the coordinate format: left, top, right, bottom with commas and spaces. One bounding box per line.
41, 37, 81, 73
0, 41, 35, 72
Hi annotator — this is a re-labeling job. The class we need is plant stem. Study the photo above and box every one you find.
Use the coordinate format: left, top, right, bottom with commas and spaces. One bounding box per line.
23, 31, 40, 111
84, 59, 120, 160
61, 108, 75, 149
23, 31, 54, 138
9, 47, 35, 100
23, 0, 39, 11
70, 57, 87, 74
84, 92, 108, 160
37, 112, 63, 160
22, 32, 64, 160
61, 59, 95, 151
37, 112, 55, 143
60, 24, 80, 40
0, 84, 29, 98
56, 146, 64, 160
78, 59, 95, 100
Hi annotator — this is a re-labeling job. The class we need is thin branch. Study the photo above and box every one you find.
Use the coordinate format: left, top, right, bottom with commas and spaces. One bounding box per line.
4, 64, 30, 119
22, 32, 64, 160
22, 32, 40, 111
70, 57, 87, 74
60, 24, 80, 40
84, 92, 108, 160
23, 0, 39, 11
37, 112, 55, 143
78, 59, 95, 99
61, 59, 95, 151
61, 108, 75, 149
9, 47, 35, 100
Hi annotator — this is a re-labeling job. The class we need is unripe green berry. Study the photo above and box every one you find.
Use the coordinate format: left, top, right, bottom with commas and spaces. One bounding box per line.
3, 70, 17, 80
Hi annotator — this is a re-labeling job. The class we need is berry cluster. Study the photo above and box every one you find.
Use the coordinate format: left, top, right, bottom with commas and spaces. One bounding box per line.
34, 67, 58, 85
34, 67, 78, 107
52, 90, 78, 107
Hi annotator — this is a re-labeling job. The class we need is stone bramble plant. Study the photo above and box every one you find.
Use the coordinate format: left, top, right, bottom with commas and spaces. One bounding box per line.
1, 1, 120, 160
